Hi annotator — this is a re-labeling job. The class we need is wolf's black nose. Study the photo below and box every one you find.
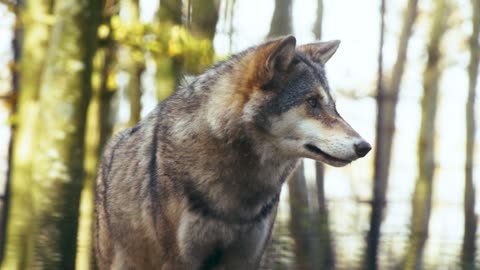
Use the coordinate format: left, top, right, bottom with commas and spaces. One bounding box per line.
354, 141, 372, 157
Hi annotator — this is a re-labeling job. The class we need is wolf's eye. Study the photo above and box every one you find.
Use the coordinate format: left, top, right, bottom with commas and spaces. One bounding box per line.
307, 97, 318, 108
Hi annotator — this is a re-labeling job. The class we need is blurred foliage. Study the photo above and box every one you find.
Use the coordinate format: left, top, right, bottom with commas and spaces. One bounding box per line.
0, 0, 479, 269
109, 16, 215, 74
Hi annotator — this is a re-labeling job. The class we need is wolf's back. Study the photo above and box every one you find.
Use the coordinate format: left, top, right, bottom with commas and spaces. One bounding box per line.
94, 110, 169, 269
95, 125, 140, 268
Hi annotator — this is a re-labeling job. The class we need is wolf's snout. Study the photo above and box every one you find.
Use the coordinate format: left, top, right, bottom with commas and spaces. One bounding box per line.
354, 141, 372, 157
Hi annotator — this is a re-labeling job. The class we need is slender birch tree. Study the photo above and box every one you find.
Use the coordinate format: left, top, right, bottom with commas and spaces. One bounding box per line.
373, 0, 419, 203
364, 1, 386, 269
28, 0, 101, 268
155, 0, 182, 100
404, 1, 449, 269
462, 0, 479, 269
76, 2, 118, 268
2, 0, 53, 268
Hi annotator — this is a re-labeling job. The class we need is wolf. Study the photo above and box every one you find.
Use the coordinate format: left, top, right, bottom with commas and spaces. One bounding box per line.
95, 35, 371, 270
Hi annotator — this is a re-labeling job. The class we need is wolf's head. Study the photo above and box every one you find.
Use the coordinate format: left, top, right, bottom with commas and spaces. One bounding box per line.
232, 35, 371, 167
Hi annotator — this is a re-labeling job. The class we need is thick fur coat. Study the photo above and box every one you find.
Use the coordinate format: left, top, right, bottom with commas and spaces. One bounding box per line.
95, 36, 371, 270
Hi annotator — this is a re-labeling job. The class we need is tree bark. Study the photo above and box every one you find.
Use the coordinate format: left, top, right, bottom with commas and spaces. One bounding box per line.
312, 0, 323, 40
226, 0, 236, 53
288, 163, 313, 270
311, 1, 335, 268
315, 159, 335, 269
462, 0, 479, 269
370, 4, 419, 268
364, 1, 386, 269
127, 59, 144, 126
313, 0, 325, 211
0, 2, 23, 265
191, 0, 219, 41
267, 0, 292, 38
187, 0, 218, 73
155, 0, 182, 101
1, 0, 53, 268
373, 0, 419, 204
267, 1, 315, 267
156, 0, 182, 24
28, 0, 101, 268
403, 1, 449, 269
120, 0, 144, 126
0, 0, 22, 263
76, 5, 117, 268
76, 50, 115, 270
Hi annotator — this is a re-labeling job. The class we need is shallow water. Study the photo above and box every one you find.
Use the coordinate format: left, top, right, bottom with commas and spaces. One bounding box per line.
262, 174, 480, 270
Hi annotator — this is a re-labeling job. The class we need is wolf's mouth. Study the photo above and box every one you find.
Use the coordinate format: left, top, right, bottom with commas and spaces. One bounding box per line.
304, 144, 351, 164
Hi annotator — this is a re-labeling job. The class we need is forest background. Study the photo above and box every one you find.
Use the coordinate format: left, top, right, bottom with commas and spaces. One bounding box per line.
0, 0, 479, 269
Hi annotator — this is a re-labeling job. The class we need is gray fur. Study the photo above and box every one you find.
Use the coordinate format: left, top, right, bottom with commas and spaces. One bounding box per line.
95, 36, 370, 270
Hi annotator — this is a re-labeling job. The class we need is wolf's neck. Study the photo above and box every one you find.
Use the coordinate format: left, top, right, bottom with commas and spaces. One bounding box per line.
176, 136, 298, 224
162, 67, 300, 221
162, 110, 297, 219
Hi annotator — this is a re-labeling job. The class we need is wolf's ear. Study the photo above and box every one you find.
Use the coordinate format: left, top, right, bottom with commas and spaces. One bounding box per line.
297, 40, 340, 64
253, 35, 296, 86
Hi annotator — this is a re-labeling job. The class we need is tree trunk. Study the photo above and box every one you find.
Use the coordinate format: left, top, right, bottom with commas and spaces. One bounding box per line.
364, 1, 386, 269
155, 0, 182, 101
369, 3, 419, 268
76, 72, 103, 270
0, 0, 22, 263
312, 1, 335, 268
189, 0, 218, 72
98, 44, 117, 149
191, 0, 219, 41
267, 1, 314, 267
373, 0, 419, 204
76, 8, 117, 268
462, 0, 479, 269
315, 159, 335, 269
28, 0, 101, 268
403, 1, 448, 269
288, 163, 313, 270
1, 0, 53, 268
267, 0, 292, 38
156, 0, 182, 24
121, 0, 144, 126
226, 0, 236, 53
313, 0, 325, 211
127, 61, 144, 126
312, 0, 323, 40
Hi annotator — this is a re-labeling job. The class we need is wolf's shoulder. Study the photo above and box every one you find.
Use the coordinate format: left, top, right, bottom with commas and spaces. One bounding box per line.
101, 107, 162, 157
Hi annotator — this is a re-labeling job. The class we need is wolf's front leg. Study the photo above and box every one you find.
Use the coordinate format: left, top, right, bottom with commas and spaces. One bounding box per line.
177, 212, 233, 269
177, 208, 277, 270
220, 210, 277, 270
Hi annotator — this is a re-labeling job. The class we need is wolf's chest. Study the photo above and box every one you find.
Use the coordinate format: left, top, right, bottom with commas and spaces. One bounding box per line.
177, 209, 274, 268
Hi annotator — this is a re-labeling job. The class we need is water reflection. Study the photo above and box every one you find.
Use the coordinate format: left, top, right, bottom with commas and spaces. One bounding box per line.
263, 156, 479, 270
